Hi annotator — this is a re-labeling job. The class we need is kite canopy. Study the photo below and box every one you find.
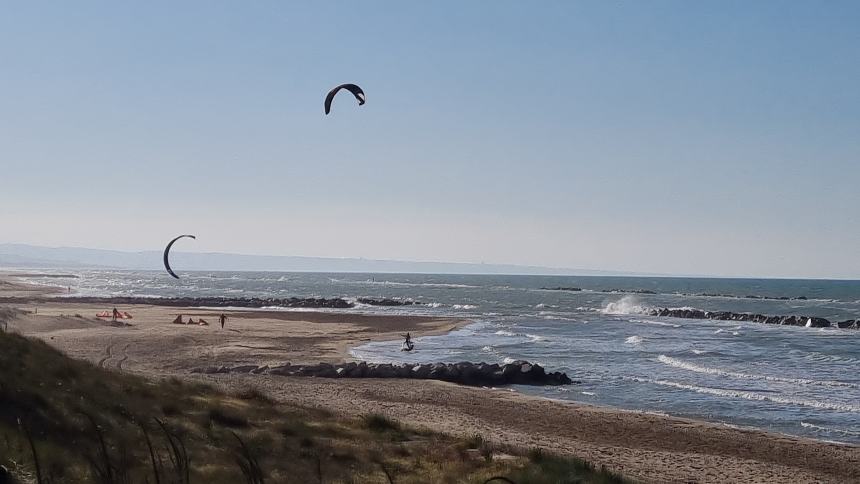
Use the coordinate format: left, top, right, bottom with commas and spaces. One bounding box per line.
324, 83, 365, 115
163, 234, 196, 279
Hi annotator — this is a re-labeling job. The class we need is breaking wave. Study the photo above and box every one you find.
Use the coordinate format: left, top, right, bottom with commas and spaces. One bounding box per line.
800, 422, 860, 437
657, 355, 859, 389
635, 377, 860, 413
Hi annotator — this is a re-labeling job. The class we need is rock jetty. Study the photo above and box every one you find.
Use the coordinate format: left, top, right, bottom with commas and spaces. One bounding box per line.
0, 295, 354, 309
649, 307, 860, 329
193, 360, 575, 387
0, 295, 430, 310
356, 298, 419, 306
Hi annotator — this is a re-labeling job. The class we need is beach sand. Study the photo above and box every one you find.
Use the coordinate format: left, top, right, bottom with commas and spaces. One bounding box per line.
2, 276, 858, 483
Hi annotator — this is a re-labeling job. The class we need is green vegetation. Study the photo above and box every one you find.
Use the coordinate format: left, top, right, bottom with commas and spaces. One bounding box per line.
0, 330, 629, 483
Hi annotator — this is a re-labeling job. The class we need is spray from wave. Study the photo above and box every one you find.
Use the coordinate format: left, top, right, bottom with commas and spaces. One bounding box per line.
601, 296, 652, 315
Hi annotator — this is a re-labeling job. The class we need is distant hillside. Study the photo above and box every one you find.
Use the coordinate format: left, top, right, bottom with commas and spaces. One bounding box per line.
0, 243, 641, 276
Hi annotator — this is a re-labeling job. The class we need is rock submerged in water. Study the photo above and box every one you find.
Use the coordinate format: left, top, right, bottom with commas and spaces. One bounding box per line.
356, 297, 419, 306
648, 308, 860, 329
0, 295, 354, 309
193, 360, 575, 386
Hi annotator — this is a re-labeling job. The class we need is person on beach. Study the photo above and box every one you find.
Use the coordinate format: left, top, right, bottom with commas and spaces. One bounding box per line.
112, 307, 119, 322
219, 313, 227, 329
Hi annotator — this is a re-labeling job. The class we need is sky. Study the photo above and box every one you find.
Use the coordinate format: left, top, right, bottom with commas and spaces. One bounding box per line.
1, 1, 858, 279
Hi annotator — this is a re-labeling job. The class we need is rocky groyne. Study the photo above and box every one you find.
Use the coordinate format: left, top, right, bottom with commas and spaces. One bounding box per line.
0, 295, 428, 309
649, 307, 860, 329
0, 295, 433, 309
193, 360, 575, 387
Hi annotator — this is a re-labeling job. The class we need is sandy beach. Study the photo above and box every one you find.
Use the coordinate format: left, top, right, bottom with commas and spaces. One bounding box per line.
1, 275, 858, 484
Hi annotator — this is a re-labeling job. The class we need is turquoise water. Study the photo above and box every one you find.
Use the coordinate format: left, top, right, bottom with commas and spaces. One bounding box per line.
25, 271, 860, 445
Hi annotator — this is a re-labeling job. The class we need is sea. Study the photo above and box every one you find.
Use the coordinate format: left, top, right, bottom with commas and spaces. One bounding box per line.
19, 270, 860, 445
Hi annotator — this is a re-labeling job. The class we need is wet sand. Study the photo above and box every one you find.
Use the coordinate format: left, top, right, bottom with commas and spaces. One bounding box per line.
2, 276, 858, 483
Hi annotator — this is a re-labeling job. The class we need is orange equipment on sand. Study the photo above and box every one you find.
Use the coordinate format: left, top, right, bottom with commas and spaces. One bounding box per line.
96, 311, 133, 319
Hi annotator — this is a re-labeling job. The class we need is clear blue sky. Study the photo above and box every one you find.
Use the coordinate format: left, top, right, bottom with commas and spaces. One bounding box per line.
2, 1, 858, 278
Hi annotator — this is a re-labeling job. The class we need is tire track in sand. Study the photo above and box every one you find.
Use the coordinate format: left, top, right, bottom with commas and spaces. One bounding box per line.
115, 343, 131, 370
97, 340, 115, 368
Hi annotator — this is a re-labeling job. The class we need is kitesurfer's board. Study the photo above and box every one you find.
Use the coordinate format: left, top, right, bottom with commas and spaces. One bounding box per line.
401, 342, 414, 352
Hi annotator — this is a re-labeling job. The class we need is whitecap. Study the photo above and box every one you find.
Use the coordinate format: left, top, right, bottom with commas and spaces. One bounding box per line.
452, 304, 477, 310
631, 319, 681, 328
625, 335, 644, 345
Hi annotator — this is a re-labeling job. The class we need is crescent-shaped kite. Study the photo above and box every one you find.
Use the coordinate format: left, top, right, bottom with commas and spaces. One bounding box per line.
163, 234, 196, 279
324, 83, 365, 115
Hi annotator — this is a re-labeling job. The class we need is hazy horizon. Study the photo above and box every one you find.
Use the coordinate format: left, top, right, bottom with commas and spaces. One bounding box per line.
4, 242, 860, 281
2, 2, 858, 279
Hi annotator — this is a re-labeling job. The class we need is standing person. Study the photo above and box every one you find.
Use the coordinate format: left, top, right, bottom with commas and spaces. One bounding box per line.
219, 313, 227, 329
112, 307, 119, 322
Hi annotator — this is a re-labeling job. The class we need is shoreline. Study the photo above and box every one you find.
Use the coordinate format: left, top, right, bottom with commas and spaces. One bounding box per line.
2, 276, 859, 482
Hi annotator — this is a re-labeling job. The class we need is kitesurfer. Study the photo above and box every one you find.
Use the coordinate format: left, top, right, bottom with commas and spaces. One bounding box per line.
402, 332, 414, 351
219, 313, 227, 329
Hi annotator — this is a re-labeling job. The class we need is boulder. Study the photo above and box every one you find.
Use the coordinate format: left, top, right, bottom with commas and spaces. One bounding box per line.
411, 364, 432, 379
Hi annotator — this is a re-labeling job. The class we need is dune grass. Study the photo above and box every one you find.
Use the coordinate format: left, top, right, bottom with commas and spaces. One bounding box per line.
0, 329, 629, 483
